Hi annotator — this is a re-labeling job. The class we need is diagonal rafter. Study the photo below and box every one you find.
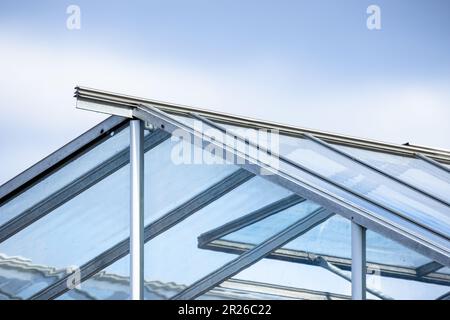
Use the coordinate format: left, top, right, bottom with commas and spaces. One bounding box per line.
0, 129, 171, 245
31, 168, 254, 300
198, 194, 305, 248
172, 208, 333, 300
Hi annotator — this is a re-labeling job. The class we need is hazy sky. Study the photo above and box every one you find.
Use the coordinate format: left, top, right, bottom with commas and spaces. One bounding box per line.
1, 0, 450, 184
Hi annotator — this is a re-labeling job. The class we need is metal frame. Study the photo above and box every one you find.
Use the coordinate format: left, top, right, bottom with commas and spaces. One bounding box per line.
172, 208, 333, 300
128, 104, 449, 266
130, 119, 144, 299
197, 197, 450, 286
74, 86, 450, 163
0, 129, 170, 245
197, 194, 305, 247
304, 133, 450, 207
31, 168, 254, 299
200, 239, 450, 286
195, 197, 393, 298
352, 222, 366, 300
415, 261, 443, 277
0, 116, 127, 203
190, 112, 450, 240
313, 255, 391, 300
1, 87, 446, 300
415, 153, 450, 173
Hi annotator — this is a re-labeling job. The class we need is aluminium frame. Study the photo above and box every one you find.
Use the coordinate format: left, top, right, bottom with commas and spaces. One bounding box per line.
1, 86, 448, 300
71, 95, 449, 300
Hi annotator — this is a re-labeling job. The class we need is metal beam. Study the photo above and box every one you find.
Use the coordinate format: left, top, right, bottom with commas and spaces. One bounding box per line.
73, 97, 450, 268
130, 120, 144, 300
200, 239, 450, 286
415, 153, 450, 173
0, 116, 127, 204
0, 129, 170, 245
314, 256, 392, 300
352, 222, 366, 300
304, 133, 450, 207
172, 208, 333, 300
415, 261, 443, 277
74, 86, 450, 163
30, 168, 254, 300
188, 112, 450, 242
197, 194, 305, 247
436, 291, 450, 300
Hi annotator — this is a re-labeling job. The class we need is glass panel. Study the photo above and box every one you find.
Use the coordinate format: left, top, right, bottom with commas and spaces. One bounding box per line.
0, 123, 130, 226
143, 177, 301, 300
278, 135, 450, 237
438, 267, 450, 275
335, 145, 450, 202
57, 255, 130, 300
222, 200, 321, 244
194, 118, 450, 247
366, 230, 450, 299
366, 230, 430, 268
200, 257, 352, 300
59, 177, 297, 300
283, 214, 351, 259
197, 206, 352, 300
0, 137, 238, 299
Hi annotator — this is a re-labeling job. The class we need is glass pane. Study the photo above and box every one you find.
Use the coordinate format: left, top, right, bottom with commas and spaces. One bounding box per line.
278, 135, 450, 237
0, 123, 130, 226
0, 137, 238, 299
222, 200, 321, 244
335, 145, 450, 202
366, 230, 431, 268
143, 177, 299, 300
196, 119, 450, 246
200, 256, 352, 300
59, 177, 295, 300
438, 267, 450, 275
283, 214, 351, 259
57, 255, 130, 300
366, 230, 450, 299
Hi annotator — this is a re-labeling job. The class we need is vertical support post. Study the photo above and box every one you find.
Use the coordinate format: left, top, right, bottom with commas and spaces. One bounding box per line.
130, 119, 144, 300
352, 222, 366, 300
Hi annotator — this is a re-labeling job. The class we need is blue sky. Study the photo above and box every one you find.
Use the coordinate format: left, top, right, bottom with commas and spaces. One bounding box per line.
1, 0, 450, 184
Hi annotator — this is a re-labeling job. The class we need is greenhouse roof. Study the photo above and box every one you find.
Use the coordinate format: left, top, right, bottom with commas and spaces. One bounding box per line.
0, 86, 448, 300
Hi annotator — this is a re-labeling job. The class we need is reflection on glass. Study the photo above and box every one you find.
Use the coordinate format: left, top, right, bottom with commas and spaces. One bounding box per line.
335, 145, 450, 203
0, 138, 238, 299
366, 230, 450, 300
0, 124, 130, 226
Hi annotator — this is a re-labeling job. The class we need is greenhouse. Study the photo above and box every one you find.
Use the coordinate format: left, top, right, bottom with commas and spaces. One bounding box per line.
0, 87, 448, 300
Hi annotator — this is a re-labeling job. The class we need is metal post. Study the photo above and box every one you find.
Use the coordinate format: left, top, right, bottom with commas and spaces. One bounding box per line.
352, 222, 366, 300
130, 119, 144, 300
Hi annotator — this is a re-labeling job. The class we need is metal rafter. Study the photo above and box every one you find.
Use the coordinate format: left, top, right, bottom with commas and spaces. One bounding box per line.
189, 112, 450, 240
415, 153, 450, 173
0, 129, 171, 245
127, 106, 450, 265
200, 239, 450, 286
303, 133, 450, 207
74, 86, 450, 163
172, 208, 333, 300
30, 168, 254, 300
0, 116, 127, 203
197, 194, 306, 247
